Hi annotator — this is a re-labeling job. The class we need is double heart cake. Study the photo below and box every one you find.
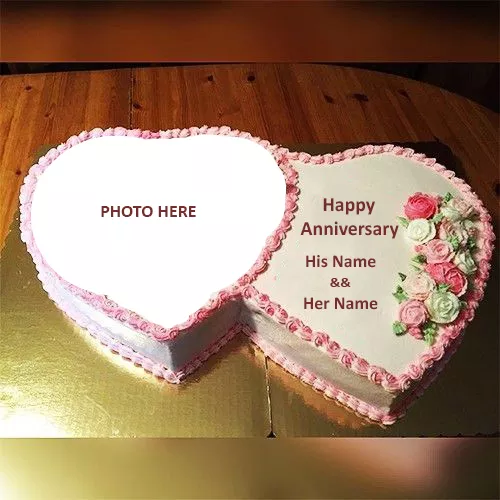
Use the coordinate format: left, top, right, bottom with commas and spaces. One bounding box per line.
19, 126, 494, 425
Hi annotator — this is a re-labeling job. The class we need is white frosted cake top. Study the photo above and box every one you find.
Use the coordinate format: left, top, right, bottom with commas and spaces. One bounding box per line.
252, 154, 475, 375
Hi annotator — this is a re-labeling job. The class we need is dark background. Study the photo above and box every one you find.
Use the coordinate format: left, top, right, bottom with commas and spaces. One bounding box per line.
2, 63, 498, 113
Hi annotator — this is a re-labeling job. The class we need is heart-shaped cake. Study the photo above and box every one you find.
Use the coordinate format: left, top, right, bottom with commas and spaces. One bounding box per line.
20, 126, 494, 425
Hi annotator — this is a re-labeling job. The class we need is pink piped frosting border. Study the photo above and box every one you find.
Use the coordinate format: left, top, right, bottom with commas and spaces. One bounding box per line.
19, 126, 299, 341
243, 143, 495, 394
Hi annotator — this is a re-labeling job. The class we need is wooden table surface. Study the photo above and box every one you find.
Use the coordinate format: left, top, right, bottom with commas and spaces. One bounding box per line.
1, 63, 498, 247
1, 63, 498, 437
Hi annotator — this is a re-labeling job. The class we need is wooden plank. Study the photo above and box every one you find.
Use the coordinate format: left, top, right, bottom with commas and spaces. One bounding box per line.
132, 64, 285, 140
0, 69, 131, 247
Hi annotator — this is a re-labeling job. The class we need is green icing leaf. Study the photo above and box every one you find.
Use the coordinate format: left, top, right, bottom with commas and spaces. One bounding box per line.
393, 286, 408, 303
393, 321, 407, 336
460, 300, 467, 310
432, 212, 444, 224
467, 237, 477, 251
398, 272, 407, 281
422, 321, 438, 345
437, 283, 450, 292
412, 254, 427, 264
447, 235, 460, 251
397, 216, 409, 228
422, 321, 437, 333
424, 331, 436, 346
443, 192, 453, 203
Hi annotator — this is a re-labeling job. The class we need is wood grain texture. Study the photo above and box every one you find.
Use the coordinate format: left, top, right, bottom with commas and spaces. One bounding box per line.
2, 64, 498, 247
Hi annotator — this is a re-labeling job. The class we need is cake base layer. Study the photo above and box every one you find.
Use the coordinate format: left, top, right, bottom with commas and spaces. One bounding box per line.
39, 267, 242, 383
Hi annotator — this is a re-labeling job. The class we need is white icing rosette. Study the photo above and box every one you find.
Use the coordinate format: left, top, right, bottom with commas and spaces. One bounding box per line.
401, 271, 436, 301
462, 219, 477, 238
441, 198, 475, 221
406, 219, 436, 244
425, 290, 460, 324
453, 250, 477, 275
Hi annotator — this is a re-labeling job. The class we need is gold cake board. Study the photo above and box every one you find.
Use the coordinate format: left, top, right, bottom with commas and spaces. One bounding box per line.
0, 142, 497, 437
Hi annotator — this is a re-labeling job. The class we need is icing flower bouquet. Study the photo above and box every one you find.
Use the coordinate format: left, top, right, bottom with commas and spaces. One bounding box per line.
392, 192, 479, 345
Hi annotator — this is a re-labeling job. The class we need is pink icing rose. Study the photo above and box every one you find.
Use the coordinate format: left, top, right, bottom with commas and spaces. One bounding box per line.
399, 300, 428, 327
113, 309, 130, 323
408, 326, 424, 340
264, 304, 276, 316
154, 323, 167, 336
218, 290, 231, 302
425, 262, 467, 297
138, 320, 150, 332
286, 318, 301, 333
314, 332, 329, 347
256, 294, 269, 307
239, 275, 251, 287
340, 350, 354, 366
276, 308, 288, 324
438, 219, 453, 240
299, 326, 313, 341
417, 239, 454, 263
441, 197, 475, 221
404, 193, 438, 220
128, 313, 141, 327
401, 272, 435, 301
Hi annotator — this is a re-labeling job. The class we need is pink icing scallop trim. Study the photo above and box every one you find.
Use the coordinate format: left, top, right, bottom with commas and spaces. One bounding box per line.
19, 126, 299, 341
243, 143, 495, 394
